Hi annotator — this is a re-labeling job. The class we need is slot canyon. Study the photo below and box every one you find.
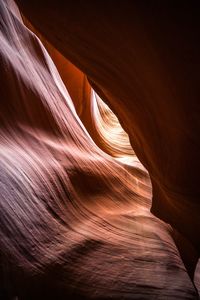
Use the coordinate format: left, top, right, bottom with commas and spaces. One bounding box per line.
0, 1, 200, 299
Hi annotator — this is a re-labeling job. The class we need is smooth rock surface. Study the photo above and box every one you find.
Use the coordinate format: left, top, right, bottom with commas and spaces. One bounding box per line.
0, 1, 199, 299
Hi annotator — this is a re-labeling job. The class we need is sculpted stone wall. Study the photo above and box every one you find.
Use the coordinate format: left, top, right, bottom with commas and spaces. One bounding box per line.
15, 1, 200, 255
0, 1, 199, 298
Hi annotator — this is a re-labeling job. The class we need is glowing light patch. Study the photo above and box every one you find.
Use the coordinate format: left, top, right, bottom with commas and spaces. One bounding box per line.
91, 89, 146, 170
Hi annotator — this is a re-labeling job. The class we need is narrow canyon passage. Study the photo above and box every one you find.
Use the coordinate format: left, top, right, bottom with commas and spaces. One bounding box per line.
0, 1, 200, 299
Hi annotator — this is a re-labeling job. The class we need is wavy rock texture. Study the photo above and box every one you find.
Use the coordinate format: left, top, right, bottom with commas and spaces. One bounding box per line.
15, 0, 200, 254
0, 0, 199, 299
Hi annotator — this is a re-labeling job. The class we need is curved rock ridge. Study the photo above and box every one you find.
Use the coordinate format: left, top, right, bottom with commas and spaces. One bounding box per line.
0, 1, 199, 299
91, 90, 134, 159
15, 0, 200, 255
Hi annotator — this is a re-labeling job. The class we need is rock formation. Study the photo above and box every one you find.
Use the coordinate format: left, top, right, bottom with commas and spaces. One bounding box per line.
0, 0, 199, 298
